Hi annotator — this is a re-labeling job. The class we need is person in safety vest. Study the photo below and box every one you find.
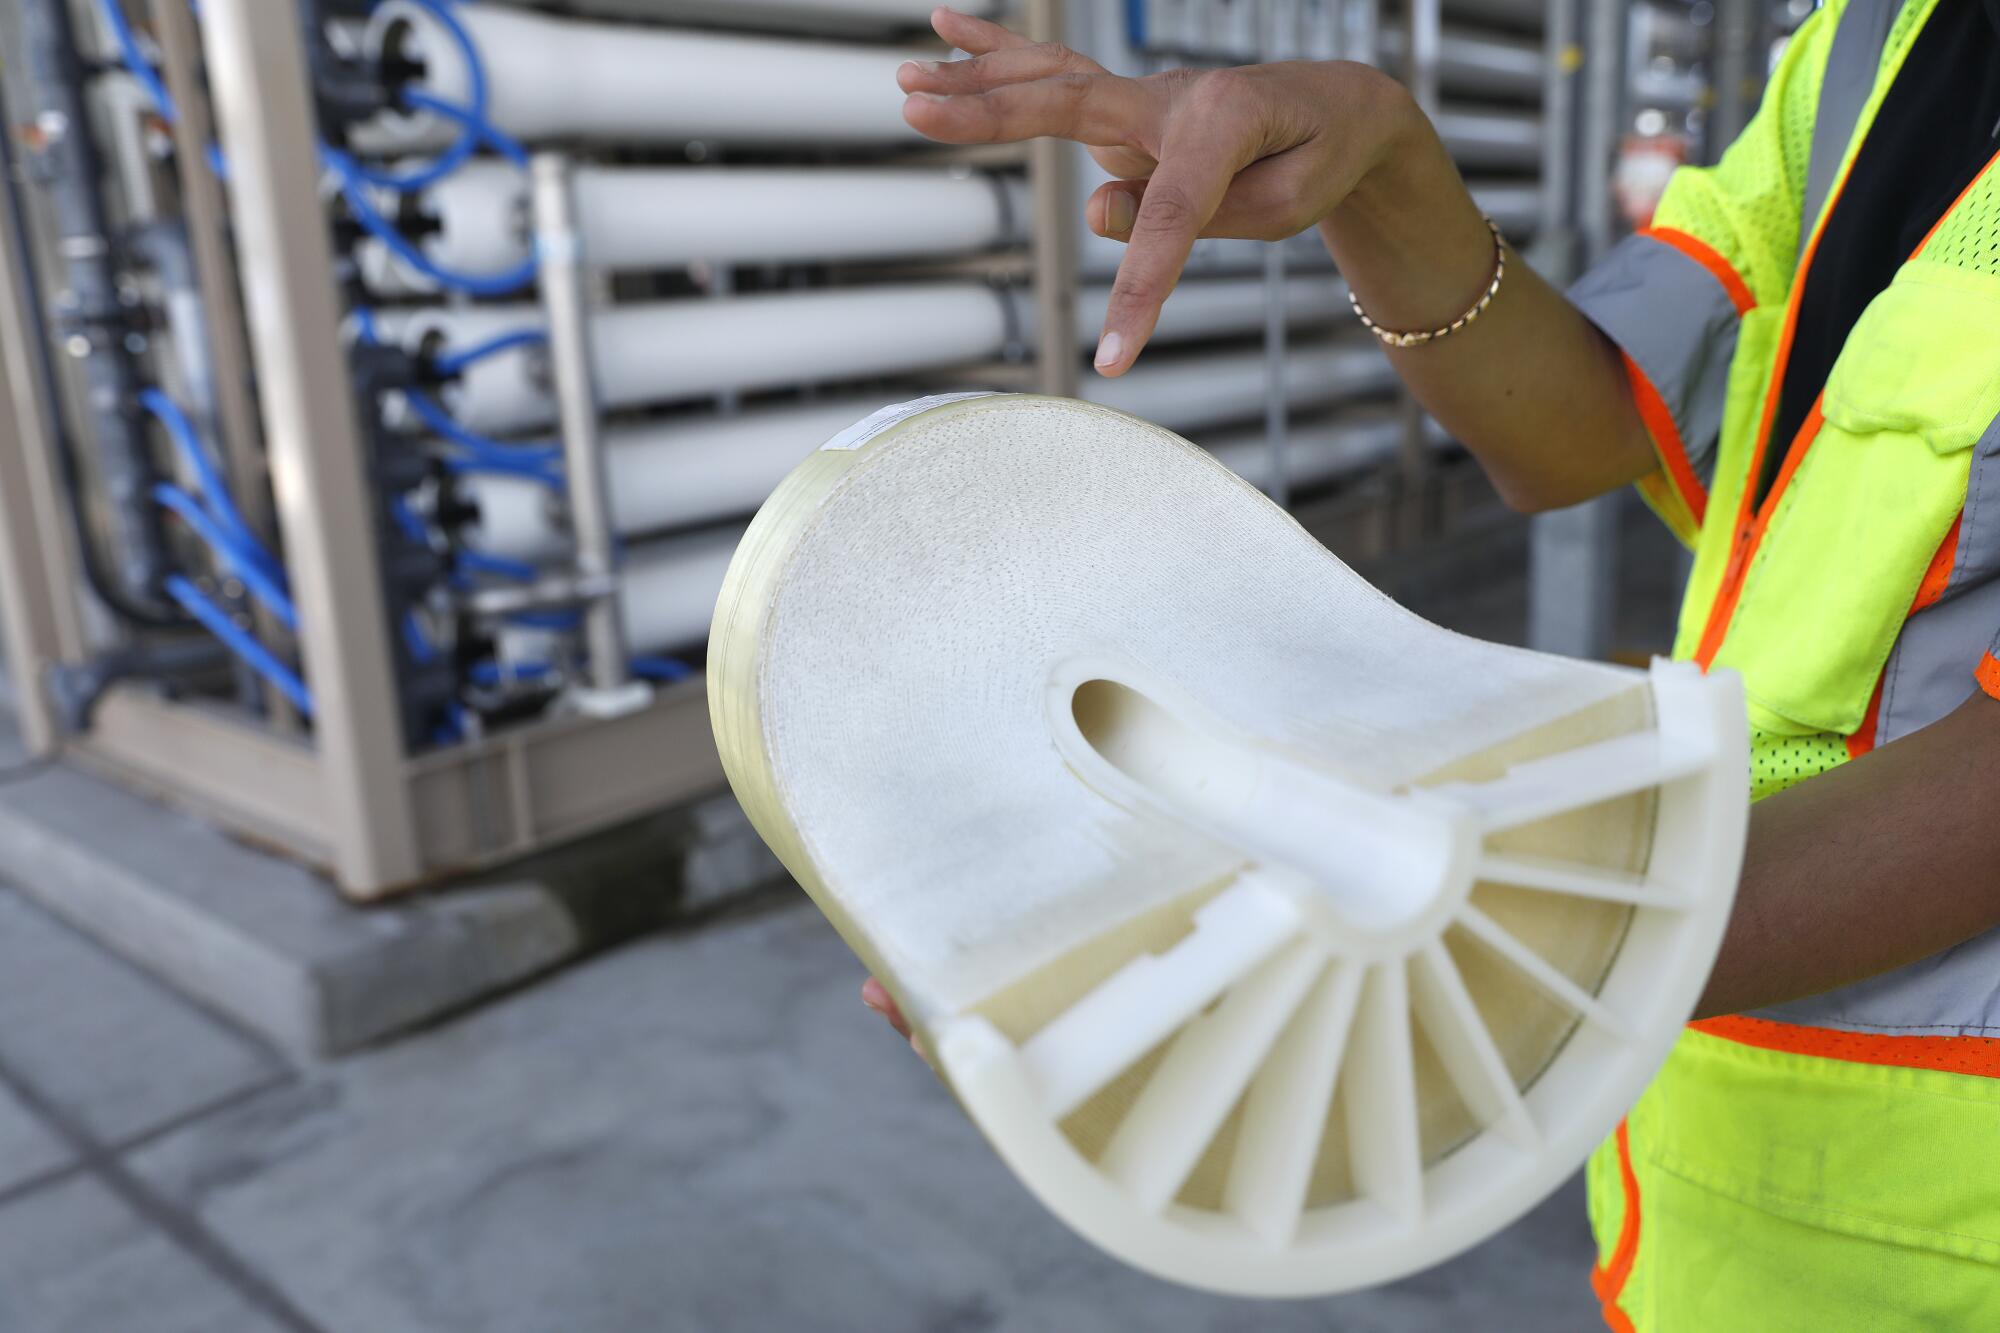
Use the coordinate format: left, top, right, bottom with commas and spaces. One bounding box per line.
860, 5, 2000, 1327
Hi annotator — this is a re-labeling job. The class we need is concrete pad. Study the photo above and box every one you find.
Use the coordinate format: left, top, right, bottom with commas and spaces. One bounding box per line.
0, 1175, 282, 1333
0, 709, 782, 1057
0, 1081, 70, 1196
0, 888, 281, 1145
130, 903, 1601, 1332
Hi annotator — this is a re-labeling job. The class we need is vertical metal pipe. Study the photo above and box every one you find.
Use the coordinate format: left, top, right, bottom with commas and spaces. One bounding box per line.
1576, 0, 1628, 263
1260, 240, 1290, 508
1403, 0, 1441, 113
531, 152, 631, 695
1536, 0, 1582, 281
199, 0, 421, 894
19, 0, 172, 609
1528, 0, 1628, 659
151, 0, 298, 728
1028, 0, 1079, 398
1708, 0, 1758, 162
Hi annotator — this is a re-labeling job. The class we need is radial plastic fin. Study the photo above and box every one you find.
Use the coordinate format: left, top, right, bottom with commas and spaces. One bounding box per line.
1019, 874, 1303, 1121
1342, 961, 1424, 1228
1455, 904, 1630, 1038
1098, 937, 1327, 1213
1409, 941, 1538, 1151
1431, 730, 1709, 832
1223, 960, 1366, 1245
1476, 852, 1689, 910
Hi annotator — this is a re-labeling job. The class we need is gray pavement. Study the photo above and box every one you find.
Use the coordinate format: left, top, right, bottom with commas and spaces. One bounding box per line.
0, 873, 1604, 1333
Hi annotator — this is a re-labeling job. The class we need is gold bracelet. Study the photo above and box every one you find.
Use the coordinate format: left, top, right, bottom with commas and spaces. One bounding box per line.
1349, 217, 1506, 349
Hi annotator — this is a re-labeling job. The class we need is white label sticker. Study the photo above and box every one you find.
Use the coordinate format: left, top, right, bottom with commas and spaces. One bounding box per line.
819, 392, 1005, 452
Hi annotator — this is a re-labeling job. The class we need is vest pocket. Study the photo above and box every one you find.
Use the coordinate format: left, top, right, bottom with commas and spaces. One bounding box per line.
1822, 261, 2000, 452
1712, 266, 1989, 736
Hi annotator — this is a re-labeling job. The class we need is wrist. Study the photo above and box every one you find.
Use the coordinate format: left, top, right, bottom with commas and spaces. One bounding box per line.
1330, 79, 1451, 232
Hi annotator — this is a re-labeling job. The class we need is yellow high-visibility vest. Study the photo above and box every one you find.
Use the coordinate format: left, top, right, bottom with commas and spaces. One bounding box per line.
1566, 0, 2000, 1325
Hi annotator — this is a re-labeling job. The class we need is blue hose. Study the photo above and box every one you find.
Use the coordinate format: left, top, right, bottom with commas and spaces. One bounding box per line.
469, 655, 691, 688
504, 607, 581, 631
138, 389, 285, 585
326, 151, 539, 296
402, 610, 437, 664
399, 89, 530, 168
343, 0, 492, 192
401, 387, 562, 471
164, 574, 313, 715
432, 327, 547, 375
630, 655, 693, 683
455, 549, 539, 582
154, 483, 299, 632
100, 0, 229, 176
469, 659, 554, 688
99, 0, 178, 124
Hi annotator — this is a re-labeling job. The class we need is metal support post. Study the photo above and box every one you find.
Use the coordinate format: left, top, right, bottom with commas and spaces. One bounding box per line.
1026, 0, 1078, 398
1708, 0, 1760, 161
1260, 240, 1291, 508
151, 0, 298, 730
196, 0, 421, 894
0, 103, 83, 753
531, 152, 642, 710
1536, 0, 1583, 281
1528, 0, 1628, 659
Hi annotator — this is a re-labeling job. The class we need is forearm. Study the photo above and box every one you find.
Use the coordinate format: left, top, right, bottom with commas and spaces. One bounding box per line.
1696, 690, 2000, 1018
1319, 104, 1656, 511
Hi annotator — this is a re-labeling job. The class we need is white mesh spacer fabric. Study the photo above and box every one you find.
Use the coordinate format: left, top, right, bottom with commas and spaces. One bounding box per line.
708, 394, 1747, 1297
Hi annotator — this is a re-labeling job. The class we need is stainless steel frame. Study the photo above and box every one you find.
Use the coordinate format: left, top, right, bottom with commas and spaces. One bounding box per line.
0, 0, 710, 895
0, 0, 1604, 898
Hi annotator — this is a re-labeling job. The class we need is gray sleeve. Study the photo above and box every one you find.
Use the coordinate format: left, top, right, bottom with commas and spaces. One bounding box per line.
1566, 232, 1745, 484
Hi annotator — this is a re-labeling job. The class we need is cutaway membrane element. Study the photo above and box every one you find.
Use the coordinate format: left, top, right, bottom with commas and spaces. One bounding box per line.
708, 394, 1747, 1296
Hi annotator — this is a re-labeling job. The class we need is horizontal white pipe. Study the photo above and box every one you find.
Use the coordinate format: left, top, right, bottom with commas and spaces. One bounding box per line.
1468, 180, 1544, 235
406, 273, 1365, 436
460, 397, 877, 560
1202, 412, 1453, 492
413, 283, 1012, 434
1442, 0, 1548, 29
360, 164, 1030, 294
619, 525, 742, 654
1379, 26, 1544, 100
461, 339, 1403, 560
493, 524, 742, 663
1070, 274, 1350, 346
366, 2, 922, 149
1084, 342, 1397, 435
483, 0, 994, 30
1435, 108, 1544, 170
497, 409, 1440, 663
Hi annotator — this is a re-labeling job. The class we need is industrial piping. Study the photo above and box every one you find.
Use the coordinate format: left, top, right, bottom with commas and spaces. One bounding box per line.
19, 0, 173, 616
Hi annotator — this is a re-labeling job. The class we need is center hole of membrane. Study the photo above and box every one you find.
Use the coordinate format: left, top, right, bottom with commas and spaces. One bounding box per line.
1070, 678, 1467, 935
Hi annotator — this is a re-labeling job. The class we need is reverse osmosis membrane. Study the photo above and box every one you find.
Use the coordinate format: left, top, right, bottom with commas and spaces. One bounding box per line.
708, 394, 1748, 1295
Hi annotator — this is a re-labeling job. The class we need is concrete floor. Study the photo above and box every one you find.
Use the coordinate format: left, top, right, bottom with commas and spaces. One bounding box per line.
0, 871, 1605, 1333
0, 504, 1653, 1331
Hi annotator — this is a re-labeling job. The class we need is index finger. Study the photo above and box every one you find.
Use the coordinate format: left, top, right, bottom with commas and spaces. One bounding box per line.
931, 7, 1033, 55
1094, 135, 1244, 375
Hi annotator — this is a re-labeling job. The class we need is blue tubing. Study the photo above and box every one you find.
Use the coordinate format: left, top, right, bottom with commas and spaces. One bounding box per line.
401, 388, 561, 468
455, 549, 539, 582
630, 655, 693, 683
138, 389, 276, 575
154, 483, 299, 632
344, 0, 492, 191
433, 327, 547, 375
400, 89, 530, 168
469, 659, 554, 688
326, 152, 539, 296
100, 0, 177, 123
164, 574, 313, 716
